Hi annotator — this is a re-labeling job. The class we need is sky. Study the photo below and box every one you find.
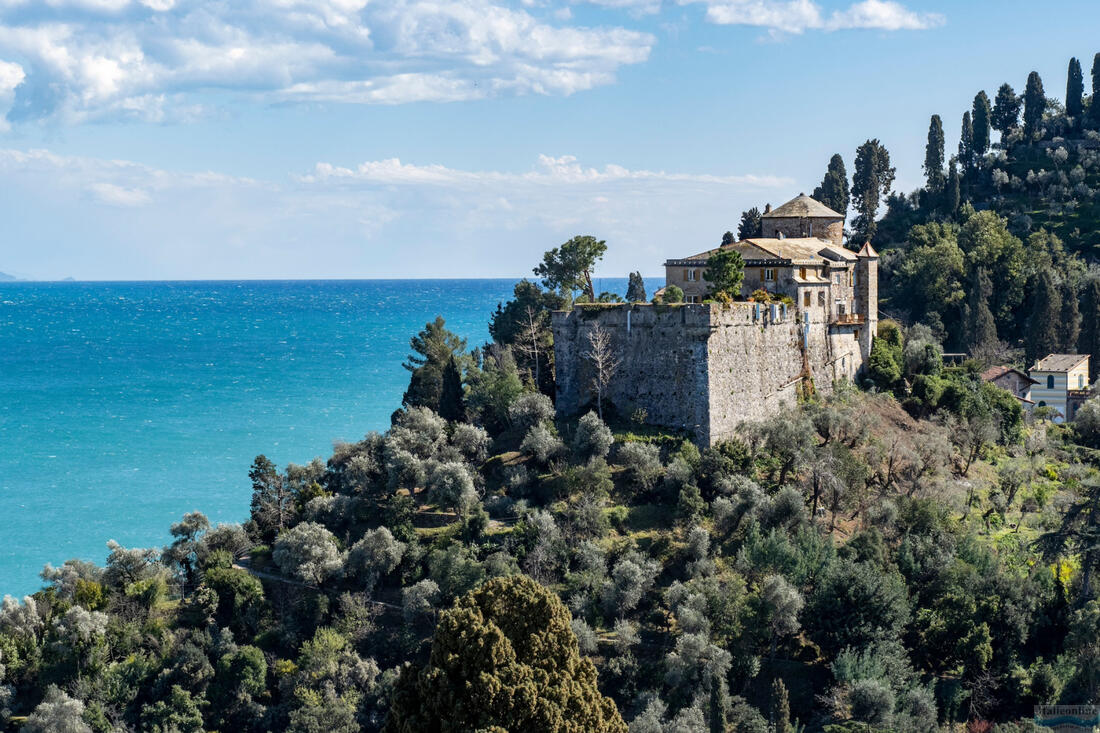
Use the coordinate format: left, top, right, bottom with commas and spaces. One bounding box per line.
0, 0, 1098, 280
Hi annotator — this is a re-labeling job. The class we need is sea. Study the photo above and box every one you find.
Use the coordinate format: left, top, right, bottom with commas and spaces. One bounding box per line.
0, 278, 629, 597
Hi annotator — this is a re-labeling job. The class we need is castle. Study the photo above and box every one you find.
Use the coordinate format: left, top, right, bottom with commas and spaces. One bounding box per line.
551, 194, 879, 445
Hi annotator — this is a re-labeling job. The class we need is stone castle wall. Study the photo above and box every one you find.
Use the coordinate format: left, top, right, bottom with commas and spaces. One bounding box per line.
761, 218, 844, 248
552, 302, 866, 444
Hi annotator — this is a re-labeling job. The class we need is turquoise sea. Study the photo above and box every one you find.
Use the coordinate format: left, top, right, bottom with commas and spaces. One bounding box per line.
0, 278, 628, 597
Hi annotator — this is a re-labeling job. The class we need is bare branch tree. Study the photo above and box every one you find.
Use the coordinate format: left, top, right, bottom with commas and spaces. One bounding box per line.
583, 323, 621, 420
514, 306, 545, 387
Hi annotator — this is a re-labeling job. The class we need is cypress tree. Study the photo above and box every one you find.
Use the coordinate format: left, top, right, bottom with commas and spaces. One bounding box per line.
973, 90, 992, 157
812, 153, 850, 218
1023, 71, 1046, 140
1080, 278, 1100, 381
438, 355, 466, 422
851, 139, 896, 245
945, 158, 961, 214
924, 114, 946, 192
967, 268, 997, 351
1090, 54, 1100, 130
992, 83, 1021, 136
1026, 270, 1062, 367
1060, 282, 1081, 353
626, 271, 646, 302
1067, 57, 1085, 120
959, 111, 975, 172
771, 678, 791, 733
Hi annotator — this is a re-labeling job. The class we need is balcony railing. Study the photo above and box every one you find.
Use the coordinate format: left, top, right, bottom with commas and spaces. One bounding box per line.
830, 313, 865, 326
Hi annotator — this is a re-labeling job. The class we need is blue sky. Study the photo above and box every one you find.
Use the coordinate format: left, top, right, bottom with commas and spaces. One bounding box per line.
0, 0, 1097, 280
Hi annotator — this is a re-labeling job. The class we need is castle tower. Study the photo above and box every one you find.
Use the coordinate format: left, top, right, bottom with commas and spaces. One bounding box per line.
856, 241, 879, 364
760, 193, 844, 247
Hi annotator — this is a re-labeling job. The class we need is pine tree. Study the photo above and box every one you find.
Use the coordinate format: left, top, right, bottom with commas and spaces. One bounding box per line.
1061, 282, 1081, 353
626, 271, 646, 302
924, 114, 946, 192
1089, 54, 1100, 130
992, 83, 1021, 136
1023, 71, 1046, 140
438, 355, 466, 422
1026, 270, 1062, 367
1081, 279, 1100, 382
737, 208, 763, 240
958, 111, 975, 172
812, 153, 849, 218
851, 139, 896, 245
973, 90, 992, 157
721, 231, 734, 246
771, 678, 791, 733
401, 316, 467, 412
1068, 57, 1085, 120
967, 268, 997, 351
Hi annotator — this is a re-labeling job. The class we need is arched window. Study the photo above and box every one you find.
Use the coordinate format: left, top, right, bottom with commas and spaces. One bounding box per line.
1047, 375, 1055, 389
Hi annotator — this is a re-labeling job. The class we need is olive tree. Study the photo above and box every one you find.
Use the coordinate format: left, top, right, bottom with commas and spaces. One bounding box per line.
273, 522, 344, 586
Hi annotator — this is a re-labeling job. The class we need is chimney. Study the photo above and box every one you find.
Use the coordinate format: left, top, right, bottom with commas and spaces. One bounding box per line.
764, 203, 772, 214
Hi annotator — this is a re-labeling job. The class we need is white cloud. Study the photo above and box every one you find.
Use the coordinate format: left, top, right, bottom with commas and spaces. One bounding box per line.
0, 0, 654, 125
88, 181, 151, 206
679, 0, 942, 33
0, 147, 793, 279
0, 59, 22, 130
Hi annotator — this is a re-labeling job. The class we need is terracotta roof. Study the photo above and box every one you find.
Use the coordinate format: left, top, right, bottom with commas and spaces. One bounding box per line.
1032, 354, 1089, 372
668, 238, 853, 265
761, 194, 843, 220
981, 365, 1039, 385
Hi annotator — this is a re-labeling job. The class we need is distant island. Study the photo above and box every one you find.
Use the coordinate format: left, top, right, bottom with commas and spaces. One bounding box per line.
0, 271, 18, 281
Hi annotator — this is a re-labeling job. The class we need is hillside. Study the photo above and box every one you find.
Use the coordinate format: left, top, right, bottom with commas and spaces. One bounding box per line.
2, 278, 1099, 732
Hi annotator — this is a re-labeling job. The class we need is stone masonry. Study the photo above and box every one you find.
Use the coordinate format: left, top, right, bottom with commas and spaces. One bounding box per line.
552, 300, 867, 445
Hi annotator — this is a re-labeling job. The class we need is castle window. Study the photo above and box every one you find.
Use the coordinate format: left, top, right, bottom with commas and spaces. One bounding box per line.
803, 291, 811, 307
1080, 374, 1085, 388
799, 266, 807, 279
1047, 375, 1055, 389
682, 268, 688, 281
854, 272, 859, 287
764, 268, 775, 282
818, 291, 825, 307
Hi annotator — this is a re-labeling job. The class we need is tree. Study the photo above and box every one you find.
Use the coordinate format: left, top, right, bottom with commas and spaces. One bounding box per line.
1090, 54, 1100, 129
958, 111, 975, 172
385, 574, 627, 733
1061, 282, 1081, 353
851, 140, 896, 244
249, 454, 296, 541
1068, 57, 1085, 120
972, 90, 992, 157
924, 114, 945, 192
944, 158, 960, 215
992, 83, 1021, 137
534, 235, 607, 300
438, 356, 466, 423
163, 511, 210, 596
142, 685, 204, 733
402, 316, 467, 412
771, 678, 791, 733
583, 323, 621, 420
738, 208, 763, 240
489, 280, 562, 394
721, 231, 735, 246
272, 522, 344, 586
626, 272, 646, 303
813, 154, 850, 218
662, 285, 684, 304
572, 411, 613, 462
965, 268, 997, 352
1081, 279, 1100, 382
702, 248, 745, 299
347, 527, 406, 590
1025, 270, 1061, 367
762, 574, 803, 658
21, 686, 91, 733
1023, 71, 1046, 140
